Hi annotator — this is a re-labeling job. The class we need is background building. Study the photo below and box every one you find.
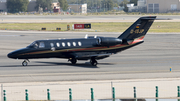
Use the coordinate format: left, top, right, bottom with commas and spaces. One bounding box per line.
68, 4, 87, 13
0, 2, 6, 12
0, 0, 6, 12
52, 2, 60, 13
27, 0, 36, 12
0, 0, 6, 2
128, 0, 180, 13
147, 0, 180, 13
128, 0, 146, 13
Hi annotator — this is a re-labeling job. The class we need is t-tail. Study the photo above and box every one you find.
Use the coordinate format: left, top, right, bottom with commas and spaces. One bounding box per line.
118, 16, 156, 45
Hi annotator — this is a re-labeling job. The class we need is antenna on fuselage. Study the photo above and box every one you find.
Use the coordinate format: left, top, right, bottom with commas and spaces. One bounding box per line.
85, 34, 88, 39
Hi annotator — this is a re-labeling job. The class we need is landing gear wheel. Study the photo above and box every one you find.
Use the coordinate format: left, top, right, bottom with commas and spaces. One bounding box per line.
22, 60, 28, 66
70, 58, 77, 64
22, 59, 29, 66
90, 59, 98, 66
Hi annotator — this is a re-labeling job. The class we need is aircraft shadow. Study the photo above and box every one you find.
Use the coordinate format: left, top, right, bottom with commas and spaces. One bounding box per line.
34, 61, 114, 68
34, 61, 99, 68
0, 61, 114, 68
0, 65, 22, 68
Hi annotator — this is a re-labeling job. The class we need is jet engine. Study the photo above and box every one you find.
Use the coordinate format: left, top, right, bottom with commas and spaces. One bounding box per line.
98, 37, 122, 46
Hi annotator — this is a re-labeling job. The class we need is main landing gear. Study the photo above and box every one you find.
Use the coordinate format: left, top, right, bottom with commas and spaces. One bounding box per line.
68, 58, 98, 66
90, 58, 98, 66
22, 59, 29, 66
68, 58, 77, 64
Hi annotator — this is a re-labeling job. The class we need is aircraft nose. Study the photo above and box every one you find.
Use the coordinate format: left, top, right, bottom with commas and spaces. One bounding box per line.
7, 52, 16, 59
7, 48, 29, 59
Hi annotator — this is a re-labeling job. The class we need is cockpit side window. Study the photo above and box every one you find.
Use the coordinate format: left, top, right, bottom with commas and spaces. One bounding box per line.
39, 42, 45, 48
29, 41, 38, 48
29, 42, 35, 46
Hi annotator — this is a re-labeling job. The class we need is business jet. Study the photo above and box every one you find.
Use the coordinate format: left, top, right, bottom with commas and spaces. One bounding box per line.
8, 16, 157, 66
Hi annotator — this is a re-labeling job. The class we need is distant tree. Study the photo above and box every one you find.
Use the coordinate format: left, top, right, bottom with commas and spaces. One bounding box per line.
67, 0, 76, 4
6, 0, 29, 13
35, 0, 53, 12
108, 0, 113, 10
114, 3, 119, 7
130, 0, 138, 6
119, 0, 129, 12
58, 0, 69, 11
101, 0, 113, 11
68, 0, 87, 4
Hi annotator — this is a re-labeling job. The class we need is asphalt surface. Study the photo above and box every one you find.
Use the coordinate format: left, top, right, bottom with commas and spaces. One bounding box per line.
0, 30, 180, 83
0, 15, 180, 22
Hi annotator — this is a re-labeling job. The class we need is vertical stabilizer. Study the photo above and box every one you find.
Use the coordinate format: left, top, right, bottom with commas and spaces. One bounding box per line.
118, 16, 156, 40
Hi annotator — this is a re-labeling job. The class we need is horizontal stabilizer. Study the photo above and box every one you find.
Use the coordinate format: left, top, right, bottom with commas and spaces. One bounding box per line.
141, 18, 171, 20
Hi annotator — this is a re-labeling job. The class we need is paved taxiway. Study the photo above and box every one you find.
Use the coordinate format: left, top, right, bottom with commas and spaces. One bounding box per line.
0, 30, 180, 83
0, 15, 180, 23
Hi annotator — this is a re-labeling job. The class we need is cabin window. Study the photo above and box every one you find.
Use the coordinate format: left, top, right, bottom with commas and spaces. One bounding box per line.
78, 42, 82, 46
50, 43, 54, 47
62, 42, 65, 47
56, 43, 60, 47
39, 42, 45, 48
73, 42, 76, 46
67, 42, 71, 47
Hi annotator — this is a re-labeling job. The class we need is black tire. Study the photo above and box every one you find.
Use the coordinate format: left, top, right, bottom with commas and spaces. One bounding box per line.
90, 60, 98, 66
71, 58, 77, 64
22, 61, 28, 66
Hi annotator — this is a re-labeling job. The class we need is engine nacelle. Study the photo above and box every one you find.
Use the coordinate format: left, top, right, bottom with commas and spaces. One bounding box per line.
121, 39, 134, 45
98, 37, 122, 46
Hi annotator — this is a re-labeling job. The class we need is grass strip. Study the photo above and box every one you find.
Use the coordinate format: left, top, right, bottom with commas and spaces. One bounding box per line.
0, 22, 180, 32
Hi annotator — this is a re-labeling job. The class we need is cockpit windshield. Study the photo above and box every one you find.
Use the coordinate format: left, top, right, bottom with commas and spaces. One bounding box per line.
28, 41, 38, 48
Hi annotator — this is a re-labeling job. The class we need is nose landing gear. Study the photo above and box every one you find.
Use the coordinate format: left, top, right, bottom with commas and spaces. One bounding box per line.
22, 59, 29, 66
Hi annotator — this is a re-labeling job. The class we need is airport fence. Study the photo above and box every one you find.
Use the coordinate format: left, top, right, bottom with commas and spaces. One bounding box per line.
0, 81, 180, 101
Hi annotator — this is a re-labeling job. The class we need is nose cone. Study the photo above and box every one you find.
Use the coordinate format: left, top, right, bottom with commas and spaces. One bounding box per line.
7, 52, 17, 59
7, 48, 28, 59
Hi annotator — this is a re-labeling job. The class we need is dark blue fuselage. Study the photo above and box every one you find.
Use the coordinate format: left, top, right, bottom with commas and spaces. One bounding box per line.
7, 37, 126, 60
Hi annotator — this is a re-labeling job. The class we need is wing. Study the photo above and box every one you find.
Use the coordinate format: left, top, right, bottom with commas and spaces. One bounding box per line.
71, 52, 113, 60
